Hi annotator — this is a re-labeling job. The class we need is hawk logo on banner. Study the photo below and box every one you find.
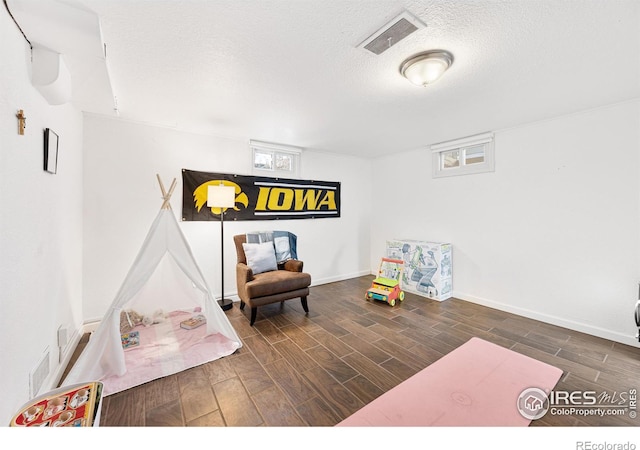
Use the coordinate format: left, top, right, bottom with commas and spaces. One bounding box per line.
192, 180, 249, 215
182, 169, 341, 221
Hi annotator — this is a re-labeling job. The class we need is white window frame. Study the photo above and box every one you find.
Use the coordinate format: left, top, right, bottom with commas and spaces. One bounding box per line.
431, 132, 495, 178
250, 140, 302, 178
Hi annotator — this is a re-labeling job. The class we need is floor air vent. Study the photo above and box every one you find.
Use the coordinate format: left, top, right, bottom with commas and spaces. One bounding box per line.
30, 349, 50, 398
358, 10, 426, 55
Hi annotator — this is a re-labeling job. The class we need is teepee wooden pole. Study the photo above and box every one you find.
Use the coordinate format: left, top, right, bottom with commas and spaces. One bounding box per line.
157, 174, 177, 210
164, 179, 177, 209
157, 174, 167, 197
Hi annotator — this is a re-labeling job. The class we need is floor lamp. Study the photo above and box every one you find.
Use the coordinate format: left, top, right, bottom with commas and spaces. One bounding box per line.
207, 183, 236, 311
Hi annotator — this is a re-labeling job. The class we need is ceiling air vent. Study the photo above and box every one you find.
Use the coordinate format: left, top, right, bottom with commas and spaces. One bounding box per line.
357, 11, 426, 55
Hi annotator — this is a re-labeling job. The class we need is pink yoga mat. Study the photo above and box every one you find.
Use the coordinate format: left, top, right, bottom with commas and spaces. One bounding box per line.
337, 337, 563, 426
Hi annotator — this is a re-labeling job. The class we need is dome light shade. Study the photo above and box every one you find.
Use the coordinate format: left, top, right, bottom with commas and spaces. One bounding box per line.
400, 50, 454, 87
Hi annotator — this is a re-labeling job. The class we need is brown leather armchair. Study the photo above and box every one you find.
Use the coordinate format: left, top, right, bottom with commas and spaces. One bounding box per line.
233, 234, 311, 326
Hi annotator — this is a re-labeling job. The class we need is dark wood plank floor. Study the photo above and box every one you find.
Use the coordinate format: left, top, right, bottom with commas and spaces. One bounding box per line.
61, 276, 640, 427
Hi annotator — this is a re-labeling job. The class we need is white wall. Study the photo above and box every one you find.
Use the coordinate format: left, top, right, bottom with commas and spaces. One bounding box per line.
82, 115, 372, 322
371, 100, 640, 347
0, 9, 84, 424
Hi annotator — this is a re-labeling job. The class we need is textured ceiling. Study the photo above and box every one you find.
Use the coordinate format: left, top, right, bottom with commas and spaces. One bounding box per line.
26, 1, 640, 157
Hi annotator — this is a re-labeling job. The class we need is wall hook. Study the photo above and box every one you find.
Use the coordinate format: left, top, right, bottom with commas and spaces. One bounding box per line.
16, 109, 26, 135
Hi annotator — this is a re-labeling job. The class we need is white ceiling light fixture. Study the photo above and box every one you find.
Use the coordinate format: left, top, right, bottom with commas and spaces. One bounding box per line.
400, 50, 454, 87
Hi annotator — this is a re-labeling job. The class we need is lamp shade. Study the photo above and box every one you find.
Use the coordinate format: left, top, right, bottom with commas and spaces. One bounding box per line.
207, 184, 236, 208
400, 50, 454, 87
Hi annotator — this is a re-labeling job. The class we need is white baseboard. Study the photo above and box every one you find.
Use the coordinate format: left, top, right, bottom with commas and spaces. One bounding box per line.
211, 270, 374, 302
76, 280, 640, 354
311, 270, 372, 287
218, 270, 373, 301
454, 291, 640, 348
81, 321, 101, 334
49, 279, 639, 397
49, 326, 83, 392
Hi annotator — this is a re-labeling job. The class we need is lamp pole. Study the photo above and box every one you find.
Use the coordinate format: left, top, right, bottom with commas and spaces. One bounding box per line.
208, 183, 235, 311
218, 206, 233, 311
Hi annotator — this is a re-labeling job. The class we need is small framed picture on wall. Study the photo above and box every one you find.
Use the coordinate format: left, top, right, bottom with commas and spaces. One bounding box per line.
44, 128, 59, 174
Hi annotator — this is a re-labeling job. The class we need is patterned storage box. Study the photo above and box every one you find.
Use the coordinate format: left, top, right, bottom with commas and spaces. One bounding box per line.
386, 239, 452, 301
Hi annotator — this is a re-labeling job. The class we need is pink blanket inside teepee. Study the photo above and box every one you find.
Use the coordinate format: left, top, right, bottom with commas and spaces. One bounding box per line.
101, 310, 238, 396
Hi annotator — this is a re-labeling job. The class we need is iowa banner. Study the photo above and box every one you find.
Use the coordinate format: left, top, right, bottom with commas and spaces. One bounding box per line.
181, 169, 341, 221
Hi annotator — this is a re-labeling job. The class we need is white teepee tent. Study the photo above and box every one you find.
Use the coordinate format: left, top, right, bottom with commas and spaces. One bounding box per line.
62, 176, 242, 395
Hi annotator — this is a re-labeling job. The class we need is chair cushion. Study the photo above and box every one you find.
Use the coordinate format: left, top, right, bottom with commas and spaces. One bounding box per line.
242, 241, 278, 274
246, 270, 311, 298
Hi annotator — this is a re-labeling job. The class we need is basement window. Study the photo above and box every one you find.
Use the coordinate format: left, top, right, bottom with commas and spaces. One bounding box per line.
431, 132, 494, 178
251, 140, 302, 178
